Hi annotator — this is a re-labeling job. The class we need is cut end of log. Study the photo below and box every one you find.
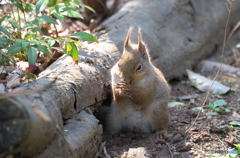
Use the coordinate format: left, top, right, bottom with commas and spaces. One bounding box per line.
0, 99, 29, 153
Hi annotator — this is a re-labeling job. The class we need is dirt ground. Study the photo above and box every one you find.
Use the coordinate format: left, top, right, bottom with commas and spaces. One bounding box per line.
97, 32, 240, 158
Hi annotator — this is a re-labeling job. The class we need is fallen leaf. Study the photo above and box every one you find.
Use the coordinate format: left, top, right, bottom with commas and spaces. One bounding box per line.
191, 107, 204, 112
186, 69, 230, 95
230, 121, 240, 126
168, 101, 185, 108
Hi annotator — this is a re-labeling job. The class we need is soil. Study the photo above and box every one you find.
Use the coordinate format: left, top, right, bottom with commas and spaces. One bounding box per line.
97, 31, 240, 158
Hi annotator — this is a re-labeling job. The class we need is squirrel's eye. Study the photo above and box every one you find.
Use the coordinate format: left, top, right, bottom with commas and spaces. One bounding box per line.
136, 64, 142, 72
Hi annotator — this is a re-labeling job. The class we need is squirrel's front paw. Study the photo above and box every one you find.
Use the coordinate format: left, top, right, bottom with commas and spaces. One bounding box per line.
115, 82, 133, 99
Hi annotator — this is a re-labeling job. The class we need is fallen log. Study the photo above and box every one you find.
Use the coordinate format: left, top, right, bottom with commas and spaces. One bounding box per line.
199, 60, 240, 76
35, 110, 102, 158
1, 0, 240, 157
0, 55, 108, 157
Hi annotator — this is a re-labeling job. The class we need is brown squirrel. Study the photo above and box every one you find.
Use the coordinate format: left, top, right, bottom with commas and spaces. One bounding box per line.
107, 28, 170, 134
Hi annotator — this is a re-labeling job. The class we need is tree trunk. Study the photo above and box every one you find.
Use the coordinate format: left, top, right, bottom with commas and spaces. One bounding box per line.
1, 0, 240, 157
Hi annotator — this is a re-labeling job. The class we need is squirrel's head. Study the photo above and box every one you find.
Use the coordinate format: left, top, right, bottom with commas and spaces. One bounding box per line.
117, 28, 152, 84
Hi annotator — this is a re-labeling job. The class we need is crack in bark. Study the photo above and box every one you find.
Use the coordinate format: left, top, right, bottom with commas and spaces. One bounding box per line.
69, 83, 78, 111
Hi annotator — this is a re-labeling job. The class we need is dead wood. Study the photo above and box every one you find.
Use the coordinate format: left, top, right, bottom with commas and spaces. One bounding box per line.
1, 0, 240, 157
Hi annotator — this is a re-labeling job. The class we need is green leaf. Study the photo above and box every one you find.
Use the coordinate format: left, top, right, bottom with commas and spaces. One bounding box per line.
71, 43, 78, 62
36, 0, 49, 14
53, 12, 64, 21
36, 44, 52, 58
47, 0, 57, 7
9, 21, 21, 30
0, 16, 11, 25
7, 41, 29, 55
62, 10, 83, 19
73, 0, 82, 3
228, 125, 235, 130
40, 15, 58, 24
230, 121, 240, 126
32, 19, 40, 26
209, 99, 227, 109
234, 144, 240, 151
27, 47, 38, 64
83, 5, 95, 13
65, 42, 78, 62
214, 108, 222, 113
0, 36, 11, 48
47, 39, 56, 47
213, 99, 227, 106
14, 1, 24, 12
191, 107, 204, 112
25, 34, 33, 40
70, 32, 98, 42
66, 42, 72, 52
210, 112, 218, 115
25, 3, 33, 12
55, 3, 66, 12
224, 108, 231, 113
0, 26, 11, 37
168, 101, 184, 108
30, 39, 41, 45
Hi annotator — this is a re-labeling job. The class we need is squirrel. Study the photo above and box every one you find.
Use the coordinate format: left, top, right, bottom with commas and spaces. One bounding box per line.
106, 28, 170, 134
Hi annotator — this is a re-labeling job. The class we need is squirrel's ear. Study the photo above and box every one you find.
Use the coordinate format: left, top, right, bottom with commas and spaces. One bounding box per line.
138, 28, 147, 57
124, 27, 132, 49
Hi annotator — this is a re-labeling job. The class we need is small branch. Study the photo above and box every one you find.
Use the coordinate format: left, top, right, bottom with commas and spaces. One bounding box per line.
17, 7, 21, 27
53, 24, 59, 38
19, 0, 27, 23
10, 3, 17, 22
103, 144, 111, 158
164, 141, 174, 158
16, 7, 22, 38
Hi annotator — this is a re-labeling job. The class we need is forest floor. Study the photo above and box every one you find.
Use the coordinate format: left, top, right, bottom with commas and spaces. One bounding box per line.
100, 33, 240, 158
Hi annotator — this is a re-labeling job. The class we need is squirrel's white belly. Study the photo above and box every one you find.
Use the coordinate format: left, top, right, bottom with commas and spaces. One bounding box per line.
120, 106, 152, 133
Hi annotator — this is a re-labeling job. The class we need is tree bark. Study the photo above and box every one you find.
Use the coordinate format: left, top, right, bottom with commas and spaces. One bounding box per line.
1, 0, 240, 157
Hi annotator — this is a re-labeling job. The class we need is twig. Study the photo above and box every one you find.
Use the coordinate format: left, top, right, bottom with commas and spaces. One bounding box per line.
19, 0, 27, 23
95, 141, 105, 158
16, 7, 21, 28
10, 3, 17, 22
103, 144, 111, 158
162, 141, 174, 158
53, 23, 59, 38
96, 141, 111, 158
185, 1, 232, 134
216, 134, 227, 152
16, 7, 22, 38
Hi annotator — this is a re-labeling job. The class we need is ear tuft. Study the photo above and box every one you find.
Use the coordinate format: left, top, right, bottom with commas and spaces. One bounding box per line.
138, 28, 147, 56
124, 27, 132, 49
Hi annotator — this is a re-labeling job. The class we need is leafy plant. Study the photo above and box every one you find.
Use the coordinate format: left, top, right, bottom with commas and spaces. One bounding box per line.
208, 99, 231, 115
0, 0, 97, 72
227, 145, 240, 157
